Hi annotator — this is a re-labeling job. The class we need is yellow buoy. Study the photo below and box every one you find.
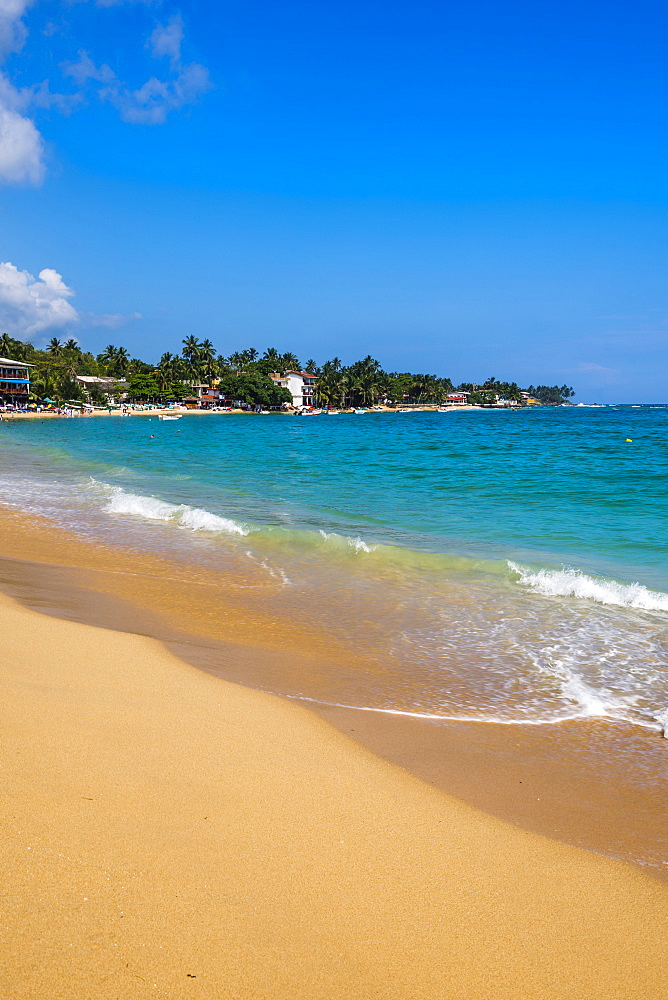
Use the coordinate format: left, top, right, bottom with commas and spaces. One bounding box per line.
625, 438, 633, 442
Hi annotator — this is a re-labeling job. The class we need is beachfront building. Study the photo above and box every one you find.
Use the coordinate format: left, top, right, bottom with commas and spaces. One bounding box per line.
445, 391, 470, 405
270, 370, 318, 409
75, 375, 129, 403
0, 356, 33, 405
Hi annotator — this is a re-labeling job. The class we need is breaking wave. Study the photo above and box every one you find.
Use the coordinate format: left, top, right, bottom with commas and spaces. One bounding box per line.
509, 562, 668, 613
102, 485, 249, 535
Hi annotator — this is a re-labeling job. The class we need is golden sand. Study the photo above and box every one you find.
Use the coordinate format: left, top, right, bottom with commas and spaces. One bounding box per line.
1, 505, 667, 877
1, 589, 667, 999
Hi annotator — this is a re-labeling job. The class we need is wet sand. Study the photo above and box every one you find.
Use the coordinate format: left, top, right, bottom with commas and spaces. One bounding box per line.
0, 506, 667, 880
3, 577, 668, 997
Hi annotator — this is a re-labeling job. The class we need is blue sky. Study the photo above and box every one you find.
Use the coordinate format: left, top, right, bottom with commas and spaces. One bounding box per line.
0, 0, 667, 400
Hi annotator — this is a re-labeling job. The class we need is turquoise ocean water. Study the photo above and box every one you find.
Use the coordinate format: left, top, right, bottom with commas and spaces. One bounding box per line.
2, 405, 667, 734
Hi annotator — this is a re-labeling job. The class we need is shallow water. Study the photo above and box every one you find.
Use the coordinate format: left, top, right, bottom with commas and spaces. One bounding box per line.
2, 406, 667, 737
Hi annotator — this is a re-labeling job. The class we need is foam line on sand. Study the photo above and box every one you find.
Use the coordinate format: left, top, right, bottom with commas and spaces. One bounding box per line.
1, 591, 667, 999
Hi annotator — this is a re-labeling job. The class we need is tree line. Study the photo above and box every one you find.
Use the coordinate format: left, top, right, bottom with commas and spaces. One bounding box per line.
1, 332, 574, 407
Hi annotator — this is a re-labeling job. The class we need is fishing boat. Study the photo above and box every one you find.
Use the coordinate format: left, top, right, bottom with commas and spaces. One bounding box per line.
353, 408, 367, 414
159, 414, 182, 421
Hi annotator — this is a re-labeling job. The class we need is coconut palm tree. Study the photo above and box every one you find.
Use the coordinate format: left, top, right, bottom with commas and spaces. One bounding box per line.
0, 332, 24, 358
114, 347, 130, 376
199, 339, 218, 382
262, 347, 281, 369
63, 338, 80, 352
228, 351, 246, 372
281, 352, 300, 372
181, 336, 203, 382
47, 337, 64, 355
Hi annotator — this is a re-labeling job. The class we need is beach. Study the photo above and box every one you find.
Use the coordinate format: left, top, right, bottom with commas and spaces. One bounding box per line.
3, 583, 668, 999
2, 405, 668, 994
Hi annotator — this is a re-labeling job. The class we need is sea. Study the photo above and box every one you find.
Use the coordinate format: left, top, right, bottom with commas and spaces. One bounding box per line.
2, 404, 668, 738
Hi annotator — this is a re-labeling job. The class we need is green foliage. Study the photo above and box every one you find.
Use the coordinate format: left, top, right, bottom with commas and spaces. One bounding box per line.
217, 371, 292, 407
2, 331, 575, 408
526, 384, 575, 405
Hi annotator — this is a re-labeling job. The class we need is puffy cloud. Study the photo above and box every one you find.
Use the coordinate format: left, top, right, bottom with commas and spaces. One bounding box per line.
0, 100, 43, 183
0, 0, 30, 59
0, 261, 78, 337
0, 0, 45, 184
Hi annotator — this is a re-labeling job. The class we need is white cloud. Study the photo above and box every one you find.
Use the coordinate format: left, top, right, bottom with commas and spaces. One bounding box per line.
62, 50, 116, 87
0, 261, 78, 337
103, 60, 210, 124
573, 362, 618, 373
72, 14, 211, 126
0, 0, 46, 184
149, 14, 183, 64
0, 0, 31, 59
85, 310, 142, 328
0, 100, 43, 183
0, 4, 212, 187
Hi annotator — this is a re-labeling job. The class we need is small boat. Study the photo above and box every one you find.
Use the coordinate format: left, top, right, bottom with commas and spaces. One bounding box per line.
353, 408, 367, 414
159, 414, 182, 421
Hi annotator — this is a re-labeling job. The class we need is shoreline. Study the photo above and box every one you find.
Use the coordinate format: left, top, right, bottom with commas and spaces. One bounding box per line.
2, 571, 668, 996
1, 402, 537, 419
1, 506, 667, 881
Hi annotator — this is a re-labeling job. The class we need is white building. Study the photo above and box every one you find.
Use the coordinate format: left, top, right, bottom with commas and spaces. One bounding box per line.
445, 391, 470, 405
0, 356, 33, 404
75, 375, 128, 401
269, 370, 318, 409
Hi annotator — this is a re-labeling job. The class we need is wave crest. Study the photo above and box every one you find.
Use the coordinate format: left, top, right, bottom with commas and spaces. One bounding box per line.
509, 562, 668, 612
104, 485, 248, 535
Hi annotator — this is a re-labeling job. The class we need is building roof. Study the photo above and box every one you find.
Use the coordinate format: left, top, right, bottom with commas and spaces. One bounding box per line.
0, 356, 34, 367
76, 375, 127, 386
285, 370, 318, 379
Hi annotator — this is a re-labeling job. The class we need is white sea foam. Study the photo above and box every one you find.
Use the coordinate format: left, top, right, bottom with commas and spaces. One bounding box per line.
104, 486, 248, 535
318, 529, 377, 553
245, 550, 292, 586
509, 562, 668, 612
286, 692, 599, 727
655, 708, 668, 738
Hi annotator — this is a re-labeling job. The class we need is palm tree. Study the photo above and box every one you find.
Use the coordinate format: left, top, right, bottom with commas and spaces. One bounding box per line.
262, 347, 280, 369
181, 336, 203, 382
114, 347, 130, 376
281, 352, 300, 372
0, 332, 24, 358
47, 337, 63, 355
228, 352, 246, 373
63, 338, 80, 352
199, 339, 218, 382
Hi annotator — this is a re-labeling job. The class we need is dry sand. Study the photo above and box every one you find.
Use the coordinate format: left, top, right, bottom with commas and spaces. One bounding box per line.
1, 590, 667, 999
